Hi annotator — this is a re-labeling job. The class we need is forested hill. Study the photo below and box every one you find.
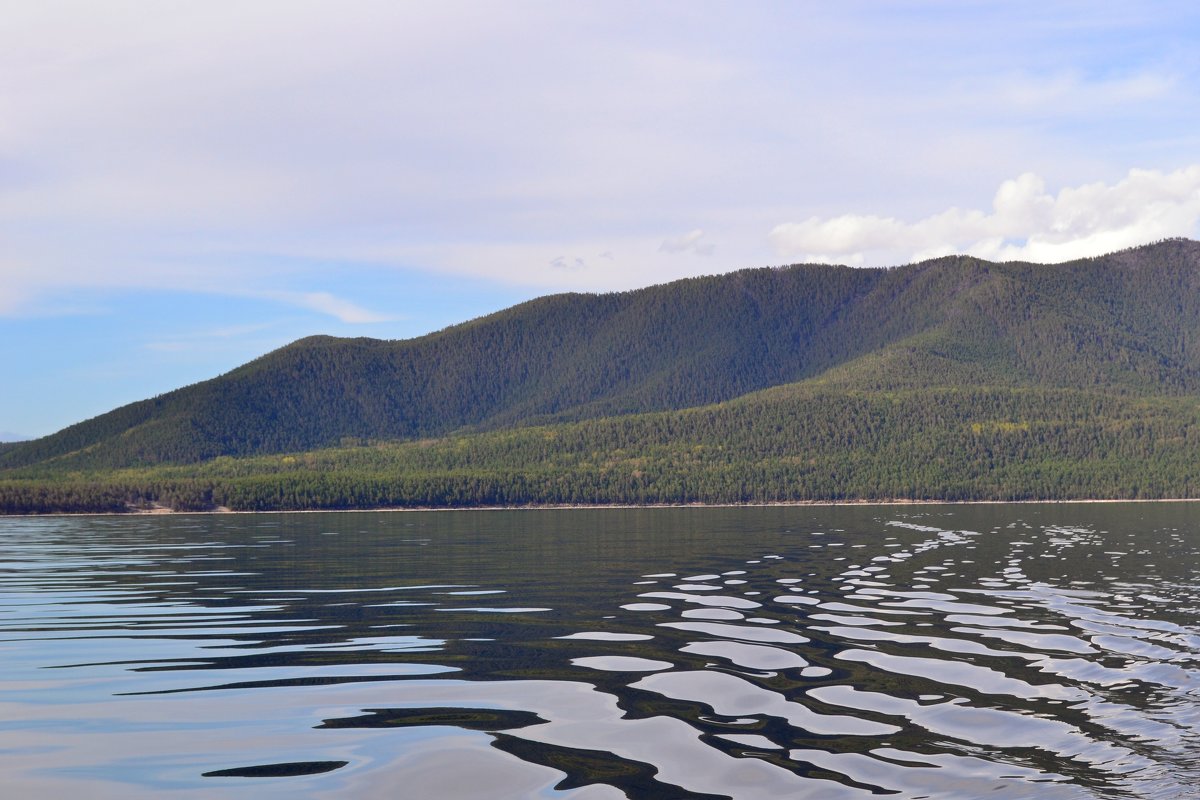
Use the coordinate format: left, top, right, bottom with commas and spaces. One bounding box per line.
5, 238, 1200, 471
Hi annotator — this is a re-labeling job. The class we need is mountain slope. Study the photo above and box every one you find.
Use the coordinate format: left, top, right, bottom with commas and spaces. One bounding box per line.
5, 238, 1200, 472
4, 381, 1198, 513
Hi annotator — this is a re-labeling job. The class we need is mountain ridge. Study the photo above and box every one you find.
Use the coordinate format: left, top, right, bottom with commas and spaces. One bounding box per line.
4, 238, 1200, 474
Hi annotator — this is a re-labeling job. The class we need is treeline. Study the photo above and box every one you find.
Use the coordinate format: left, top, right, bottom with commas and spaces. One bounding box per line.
4, 386, 1197, 514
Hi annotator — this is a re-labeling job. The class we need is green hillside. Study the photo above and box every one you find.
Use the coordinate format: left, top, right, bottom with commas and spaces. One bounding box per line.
1, 264, 886, 469
3, 382, 1198, 513
4, 239, 1200, 513
5, 238, 1200, 475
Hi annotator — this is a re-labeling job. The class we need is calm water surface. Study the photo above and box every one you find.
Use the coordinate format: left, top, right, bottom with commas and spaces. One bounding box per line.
3, 504, 1200, 798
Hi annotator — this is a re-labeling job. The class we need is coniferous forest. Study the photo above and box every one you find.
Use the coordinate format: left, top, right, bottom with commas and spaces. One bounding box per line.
4, 240, 1200, 513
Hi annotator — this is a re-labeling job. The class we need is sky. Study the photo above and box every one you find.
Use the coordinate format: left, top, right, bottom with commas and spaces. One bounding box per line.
4, 1, 1200, 438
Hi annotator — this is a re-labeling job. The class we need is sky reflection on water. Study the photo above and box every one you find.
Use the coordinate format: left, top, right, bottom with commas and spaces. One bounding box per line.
2, 504, 1200, 798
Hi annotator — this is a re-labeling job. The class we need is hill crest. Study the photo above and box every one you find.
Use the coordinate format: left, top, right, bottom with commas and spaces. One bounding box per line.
4, 238, 1199, 471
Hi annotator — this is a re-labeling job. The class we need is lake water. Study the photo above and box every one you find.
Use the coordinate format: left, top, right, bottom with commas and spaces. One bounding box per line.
3, 504, 1200, 799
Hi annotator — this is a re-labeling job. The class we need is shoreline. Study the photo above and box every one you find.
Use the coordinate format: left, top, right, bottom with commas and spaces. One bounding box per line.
5, 496, 1200, 519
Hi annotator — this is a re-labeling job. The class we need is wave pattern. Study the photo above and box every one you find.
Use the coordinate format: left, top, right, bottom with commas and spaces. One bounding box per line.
596, 520, 1200, 798
1, 507, 1199, 798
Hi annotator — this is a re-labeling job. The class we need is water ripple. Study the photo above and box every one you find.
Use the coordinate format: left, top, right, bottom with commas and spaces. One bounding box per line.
4, 506, 1200, 797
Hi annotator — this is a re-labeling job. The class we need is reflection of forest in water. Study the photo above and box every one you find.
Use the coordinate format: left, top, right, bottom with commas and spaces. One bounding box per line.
2, 503, 1200, 798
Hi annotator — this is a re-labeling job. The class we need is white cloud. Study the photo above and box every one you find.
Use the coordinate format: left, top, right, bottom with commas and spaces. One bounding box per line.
659, 229, 715, 256
769, 167, 1200, 267
270, 292, 397, 324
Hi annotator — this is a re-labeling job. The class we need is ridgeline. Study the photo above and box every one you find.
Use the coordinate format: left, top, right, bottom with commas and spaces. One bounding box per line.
4, 239, 1200, 513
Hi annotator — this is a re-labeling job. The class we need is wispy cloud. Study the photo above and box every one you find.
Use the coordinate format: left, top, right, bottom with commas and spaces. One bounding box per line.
659, 229, 715, 256
273, 292, 397, 324
991, 70, 1174, 113
769, 166, 1200, 266
549, 256, 587, 270
0, 281, 36, 316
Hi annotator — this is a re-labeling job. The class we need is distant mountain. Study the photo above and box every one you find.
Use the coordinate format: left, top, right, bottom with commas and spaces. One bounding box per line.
4, 238, 1200, 473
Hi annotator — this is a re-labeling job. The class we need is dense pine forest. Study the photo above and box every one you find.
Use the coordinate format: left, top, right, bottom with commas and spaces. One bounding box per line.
4, 239, 1200, 513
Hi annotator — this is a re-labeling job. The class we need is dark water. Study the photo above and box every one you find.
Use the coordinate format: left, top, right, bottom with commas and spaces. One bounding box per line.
3, 504, 1200, 799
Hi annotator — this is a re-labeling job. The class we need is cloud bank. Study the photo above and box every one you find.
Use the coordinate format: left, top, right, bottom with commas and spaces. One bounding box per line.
3, 4, 1199, 312
769, 167, 1200, 267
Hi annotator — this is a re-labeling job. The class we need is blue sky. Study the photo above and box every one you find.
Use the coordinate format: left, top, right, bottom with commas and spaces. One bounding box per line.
4, 2, 1200, 438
